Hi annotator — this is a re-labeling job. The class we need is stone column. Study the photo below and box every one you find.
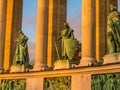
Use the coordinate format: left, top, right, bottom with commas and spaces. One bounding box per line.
33, 0, 48, 70
80, 0, 97, 66
47, 0, 67, 67
4, 0, 23, 70
95, 0, 118, 64
0, 0, 7, 70
96, 0, 107, 63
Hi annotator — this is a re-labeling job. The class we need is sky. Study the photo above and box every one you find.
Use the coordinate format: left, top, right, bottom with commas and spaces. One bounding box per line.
22, 0, 120, 61
22, 0, 82, 43
22, 0, 82, 61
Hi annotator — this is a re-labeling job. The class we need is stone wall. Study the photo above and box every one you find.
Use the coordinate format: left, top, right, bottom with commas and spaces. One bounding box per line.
0, 64, 120, 90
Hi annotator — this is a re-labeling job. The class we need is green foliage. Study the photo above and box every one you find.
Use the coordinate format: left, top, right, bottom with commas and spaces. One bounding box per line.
44, 76, 71, 90
92, 73, 120, 90
1, 79, 26, 90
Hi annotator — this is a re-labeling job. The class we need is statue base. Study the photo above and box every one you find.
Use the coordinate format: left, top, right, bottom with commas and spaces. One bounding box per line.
32, 64, 48, 71
103, 53, 120, 64
79, 57, 98, 66
54, 60, 72, 70
10, 65, 25, 73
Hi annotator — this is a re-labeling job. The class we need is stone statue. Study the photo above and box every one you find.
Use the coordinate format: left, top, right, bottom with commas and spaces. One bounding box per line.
55, 23, 76, 60
107, 4, 120, 53
12, 30, 29, 67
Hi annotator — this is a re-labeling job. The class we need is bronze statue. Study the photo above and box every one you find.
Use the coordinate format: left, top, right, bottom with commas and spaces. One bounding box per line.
107, 4, 120, 53
55, 23, 76, 60
12, 30, 29, 67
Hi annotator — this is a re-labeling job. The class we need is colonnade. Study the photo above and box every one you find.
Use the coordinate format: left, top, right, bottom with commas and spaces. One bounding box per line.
0, 0, 118, 70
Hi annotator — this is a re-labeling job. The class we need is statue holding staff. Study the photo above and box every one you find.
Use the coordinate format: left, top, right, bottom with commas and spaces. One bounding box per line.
55, 23, 76, 60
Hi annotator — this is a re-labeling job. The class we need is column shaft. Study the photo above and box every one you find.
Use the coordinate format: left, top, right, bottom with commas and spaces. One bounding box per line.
96, 0, 107, 63
96, 0, 118, 63
4, 0, 23, 70
0, 0, 7, 70
34, 0, 48, 70
80, 0, 97, 66
47, 0, 67, 67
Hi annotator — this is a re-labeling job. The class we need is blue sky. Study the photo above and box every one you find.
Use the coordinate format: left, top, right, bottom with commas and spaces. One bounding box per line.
22, 0, 120, 61
22, 0, 82, 42
22, 0, 82, 61
67, 0, 81, 17
22, 0, 37, 43
22, 0, 81, 61
22, 0, 120, 43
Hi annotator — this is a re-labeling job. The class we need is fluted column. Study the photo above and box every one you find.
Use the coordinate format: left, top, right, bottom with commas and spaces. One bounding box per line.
0, 0, 7, 70
95, 0, 107, 63
4, 0, 23, 70
80, 0, 97, 66
34, 0, 48, 70
47, 0, 67, 67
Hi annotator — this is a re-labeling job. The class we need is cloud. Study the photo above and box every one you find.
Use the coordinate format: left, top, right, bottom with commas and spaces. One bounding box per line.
22, 15, 36, 42
22, 15, 36, 28
67, 11, 82, 42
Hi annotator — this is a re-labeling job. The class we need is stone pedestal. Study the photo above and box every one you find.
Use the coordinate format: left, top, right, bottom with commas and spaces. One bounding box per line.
33, 64, 48, 71
103, 54, 120, 64
54, 60, 72, 70
10, 65, 25, 73
4, 0, 23, 70
80, 57, 97, 66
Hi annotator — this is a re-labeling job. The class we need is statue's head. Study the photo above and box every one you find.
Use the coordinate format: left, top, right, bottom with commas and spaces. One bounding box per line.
18, 30, 23, 34
64, 23, 70, 29
110, 4, 117, 11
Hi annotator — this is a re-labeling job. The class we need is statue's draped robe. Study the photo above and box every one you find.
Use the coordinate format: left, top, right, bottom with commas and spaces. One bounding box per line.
13, 33, 29, 67
61, 29, 76, 60
107, 11, 120, 53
